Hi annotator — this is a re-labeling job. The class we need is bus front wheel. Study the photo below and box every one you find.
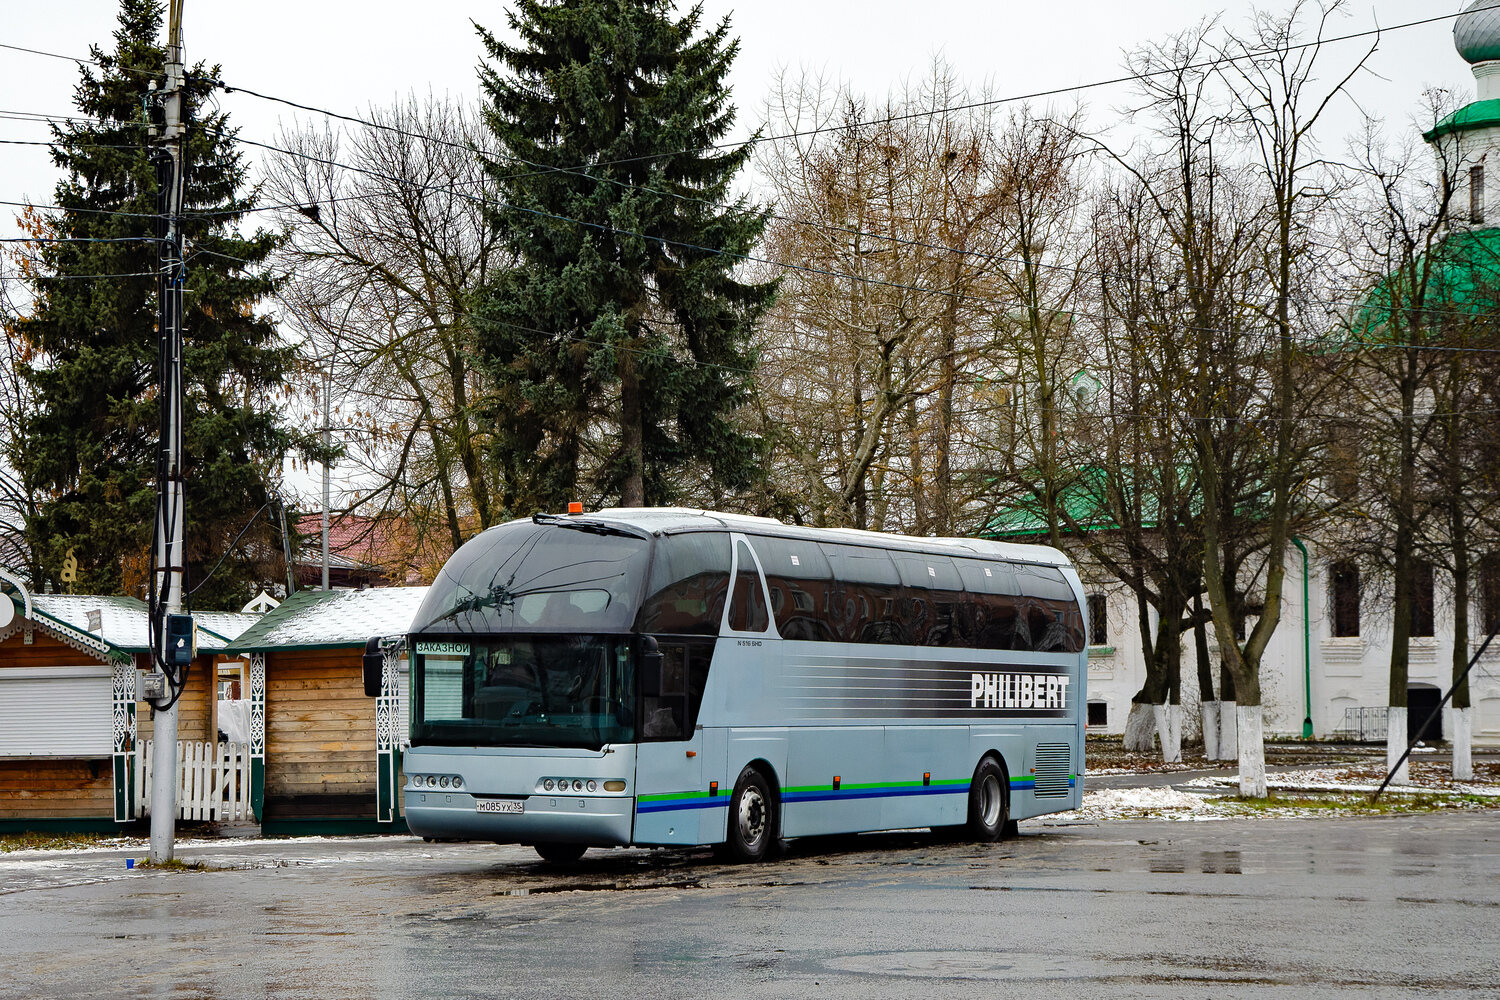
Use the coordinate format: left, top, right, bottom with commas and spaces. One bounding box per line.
722, 765, 777, 863
966, 757, 1009, 842
533, 841, 587, 865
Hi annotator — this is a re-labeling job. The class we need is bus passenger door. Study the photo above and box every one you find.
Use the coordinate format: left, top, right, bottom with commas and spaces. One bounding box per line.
634, 641, 723, 846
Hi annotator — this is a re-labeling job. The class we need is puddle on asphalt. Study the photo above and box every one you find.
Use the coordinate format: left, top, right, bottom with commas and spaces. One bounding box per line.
826, 950, 1107, 981
498, 878, 703, 896
1149, 850, 1243, 875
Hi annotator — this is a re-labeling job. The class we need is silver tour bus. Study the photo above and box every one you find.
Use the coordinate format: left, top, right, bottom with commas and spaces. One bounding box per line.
379, 508, 1086, 863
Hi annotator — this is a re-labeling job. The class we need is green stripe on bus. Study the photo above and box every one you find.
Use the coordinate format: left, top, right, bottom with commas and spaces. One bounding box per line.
638, 789, 718, 802
784, 779, 969, 794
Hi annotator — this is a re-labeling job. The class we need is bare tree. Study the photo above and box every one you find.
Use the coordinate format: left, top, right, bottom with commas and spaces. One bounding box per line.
264, 94, 504, 578
1338, 87, 1500, 781
1193, 0, 1368, 795
756, 62, 1084, 537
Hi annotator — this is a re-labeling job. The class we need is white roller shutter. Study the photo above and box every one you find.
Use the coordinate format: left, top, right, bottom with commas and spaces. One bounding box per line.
0, 665, 114, 756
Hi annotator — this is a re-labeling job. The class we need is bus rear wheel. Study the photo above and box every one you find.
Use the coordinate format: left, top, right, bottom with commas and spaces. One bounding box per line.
722, 765, 777, 863
533, 841, 587, 865
966, 757, 1009, 842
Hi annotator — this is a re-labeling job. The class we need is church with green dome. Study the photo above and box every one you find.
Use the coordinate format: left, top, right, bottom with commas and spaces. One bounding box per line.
1427, 2, 1500, 229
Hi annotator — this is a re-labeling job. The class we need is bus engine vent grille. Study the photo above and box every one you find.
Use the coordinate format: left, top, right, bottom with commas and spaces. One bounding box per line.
1033, 744, 1072, 798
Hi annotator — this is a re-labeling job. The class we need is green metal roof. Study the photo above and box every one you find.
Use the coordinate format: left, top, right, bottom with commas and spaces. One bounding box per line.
981, 466, 1204, 539
1348, 227, 1500, 341
984, 477, 1124, 538
1424, 99, 1500, 142
225, 587, 429, 653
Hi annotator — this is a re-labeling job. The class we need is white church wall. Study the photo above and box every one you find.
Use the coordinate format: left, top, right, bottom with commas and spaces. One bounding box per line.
1063, 536, 1500, 746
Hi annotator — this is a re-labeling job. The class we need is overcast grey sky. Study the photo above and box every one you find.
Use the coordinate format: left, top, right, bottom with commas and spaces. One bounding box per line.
0, 1, 1477, 239
0, 2, 1479, 504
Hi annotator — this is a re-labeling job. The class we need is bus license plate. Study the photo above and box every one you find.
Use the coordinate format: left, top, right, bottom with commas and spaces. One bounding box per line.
476, 799, 524, 815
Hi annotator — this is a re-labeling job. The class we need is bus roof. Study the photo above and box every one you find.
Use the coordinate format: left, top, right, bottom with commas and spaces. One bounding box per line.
531, 507, 1073, 569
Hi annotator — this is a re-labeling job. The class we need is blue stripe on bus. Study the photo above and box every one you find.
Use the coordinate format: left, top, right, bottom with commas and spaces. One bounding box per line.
783, 785, 965, 804
637, 798, 732, 814
637, 776, 1077, 815
1009, 777, 1077, 789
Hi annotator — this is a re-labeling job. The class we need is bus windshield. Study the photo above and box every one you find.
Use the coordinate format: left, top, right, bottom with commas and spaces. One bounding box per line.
411, 519, 650, 634
411, 636, 635, 750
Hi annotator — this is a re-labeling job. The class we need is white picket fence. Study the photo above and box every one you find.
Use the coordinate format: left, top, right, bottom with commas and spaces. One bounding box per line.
133, 740, 254, 822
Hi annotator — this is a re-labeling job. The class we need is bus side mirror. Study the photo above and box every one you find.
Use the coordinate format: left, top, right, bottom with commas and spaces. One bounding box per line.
639, 636, 664, 698
362, 637, 384, 697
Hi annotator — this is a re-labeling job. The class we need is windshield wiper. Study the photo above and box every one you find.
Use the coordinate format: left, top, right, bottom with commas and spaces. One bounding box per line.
532, 512, 649, 539
433, 581, 517, 624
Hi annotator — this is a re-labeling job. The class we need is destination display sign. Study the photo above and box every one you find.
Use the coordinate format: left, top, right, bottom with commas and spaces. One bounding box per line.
415, 641, 471, 656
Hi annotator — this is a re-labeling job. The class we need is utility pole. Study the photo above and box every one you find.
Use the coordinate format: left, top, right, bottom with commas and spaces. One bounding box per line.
147, 0, 189, 865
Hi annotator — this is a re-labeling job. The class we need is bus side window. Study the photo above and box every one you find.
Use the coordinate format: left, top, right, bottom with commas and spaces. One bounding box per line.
822, 543, 904, 643
641, 641, 713, 741
749, 535, 836, 641
642, 645, 688, 739
1015, 565, 1087, 653
637, 532, 731, 635
956, 558, 1023, 651
891, 553, 966, 646
728, 541, 769, 632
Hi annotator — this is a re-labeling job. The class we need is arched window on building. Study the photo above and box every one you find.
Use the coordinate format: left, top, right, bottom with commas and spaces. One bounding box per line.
1087, 593, 1108, 647
1410, 561, 1435, 638
1330, 561, 1360, 638
1480, 555, 1500, 638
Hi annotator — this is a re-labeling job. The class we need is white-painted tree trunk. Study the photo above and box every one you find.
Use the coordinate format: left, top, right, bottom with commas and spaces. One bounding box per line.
1169, 703, 1183, 762
1152, 704, 1182, 762
1123, 702, 1157, 752
1219, 700, 1238, 761
1237, 705, 1266, 798
1201, 701, 1220, 760
1164, 704, 1176, 767
1453, 707, 1472, 781
1386, 706, 1409, 785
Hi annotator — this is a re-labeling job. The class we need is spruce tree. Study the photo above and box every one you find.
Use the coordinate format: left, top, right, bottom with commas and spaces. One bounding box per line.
8, 0, 297, 608
474, 0, 774, 512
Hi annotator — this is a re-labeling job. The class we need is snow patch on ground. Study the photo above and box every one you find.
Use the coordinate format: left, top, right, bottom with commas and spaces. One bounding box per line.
1183, 765, 1500, 797
1042, 786, 1226, 824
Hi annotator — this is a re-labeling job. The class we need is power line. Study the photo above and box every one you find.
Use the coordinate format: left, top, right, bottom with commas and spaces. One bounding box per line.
11, 141, 1498, 332
211, 3, 1494, 180
0, 197, 163, 219
3, 3, 1489, 313
0, 270, 161, 281
9, 0, 1485, 198
13, 123, 1500, 343
0, 108, 141, 127
0, 236, 164, 246
0, 137, 142, 150
8, 10, 1500, 358
0, 40, 161, 80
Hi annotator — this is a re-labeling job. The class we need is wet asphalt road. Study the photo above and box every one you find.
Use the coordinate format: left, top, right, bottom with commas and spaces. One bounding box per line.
1, 814, 1498, 999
